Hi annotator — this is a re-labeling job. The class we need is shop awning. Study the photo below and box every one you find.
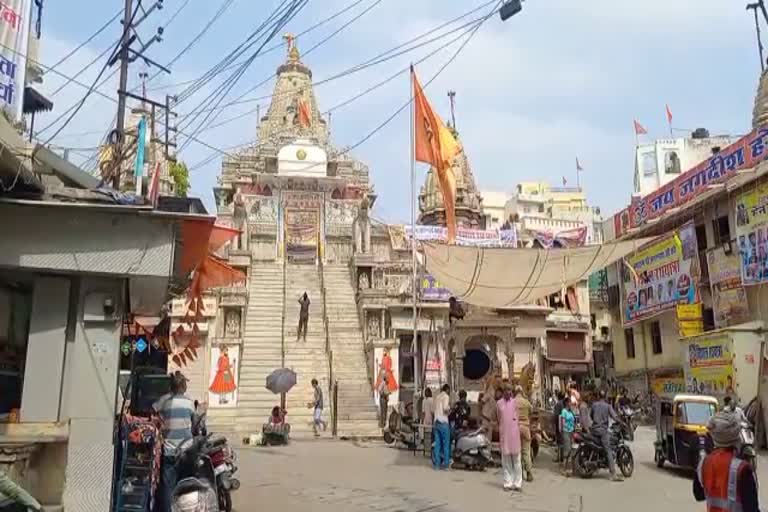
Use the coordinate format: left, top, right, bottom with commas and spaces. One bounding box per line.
422, 239, 651, 308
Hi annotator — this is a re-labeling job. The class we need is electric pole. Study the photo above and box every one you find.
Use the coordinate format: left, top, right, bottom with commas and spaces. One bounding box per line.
447, 90, 456, 131
107, 0, 169, 190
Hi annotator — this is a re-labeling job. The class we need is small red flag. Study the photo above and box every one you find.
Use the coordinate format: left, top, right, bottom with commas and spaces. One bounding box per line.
665, 104, 673, 125
633, 119, 648, 135
148, 162, 161, 206
576, 157, 583, 172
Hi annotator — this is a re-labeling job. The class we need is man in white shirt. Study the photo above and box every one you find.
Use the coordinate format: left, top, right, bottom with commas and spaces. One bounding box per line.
432, 384, 451, 470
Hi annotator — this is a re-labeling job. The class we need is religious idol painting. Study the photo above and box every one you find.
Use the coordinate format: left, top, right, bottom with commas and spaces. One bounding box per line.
208, 345, 239, 407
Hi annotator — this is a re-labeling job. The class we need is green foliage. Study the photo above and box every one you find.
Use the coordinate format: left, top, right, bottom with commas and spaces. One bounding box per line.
169, 160, 189, 197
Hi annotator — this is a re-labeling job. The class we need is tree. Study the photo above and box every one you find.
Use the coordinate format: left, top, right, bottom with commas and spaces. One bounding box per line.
169, 160, 190, 197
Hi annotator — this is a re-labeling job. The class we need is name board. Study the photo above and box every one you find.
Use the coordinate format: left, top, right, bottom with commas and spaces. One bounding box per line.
0, 0, 30, 119
613, 128, 768, 236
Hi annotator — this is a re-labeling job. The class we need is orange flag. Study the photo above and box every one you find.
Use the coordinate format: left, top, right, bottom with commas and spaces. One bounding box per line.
411, 66, 461, 242
298, 99, 312, 128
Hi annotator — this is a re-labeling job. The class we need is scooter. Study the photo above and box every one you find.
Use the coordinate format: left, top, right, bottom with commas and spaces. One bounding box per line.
383, 408, 418, 450
206, 433, 240, 512
739, 420, 757, 470
453, 428, 493, 471
172, 436, 219, 512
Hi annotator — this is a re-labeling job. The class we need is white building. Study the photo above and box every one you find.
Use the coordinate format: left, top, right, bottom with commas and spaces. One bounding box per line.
503, 181, 603, 245
634, 129, 738, 196
480, 190, 512, 229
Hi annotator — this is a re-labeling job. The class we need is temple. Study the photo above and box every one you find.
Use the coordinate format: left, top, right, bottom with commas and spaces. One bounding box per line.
199, 40, 592, 436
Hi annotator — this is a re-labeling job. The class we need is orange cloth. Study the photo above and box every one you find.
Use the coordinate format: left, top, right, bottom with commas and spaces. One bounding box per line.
374, 353, 398, 392
209, 353, 237, 394
298, 99, 312, 128
412, 67, 460, 243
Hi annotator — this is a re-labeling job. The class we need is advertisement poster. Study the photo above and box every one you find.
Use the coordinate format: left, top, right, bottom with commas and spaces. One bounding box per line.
621, 223, 698, 326
208, 345, 239, 408
650, 369, 685, 397
677, 303, 704, 338
684, 335, 734, 395
421, 273, 451, 301
736, 181, 768, 286
707, 246, 749, 327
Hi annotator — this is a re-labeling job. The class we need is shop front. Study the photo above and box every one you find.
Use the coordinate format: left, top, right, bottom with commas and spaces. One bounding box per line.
543, 329, 590, 391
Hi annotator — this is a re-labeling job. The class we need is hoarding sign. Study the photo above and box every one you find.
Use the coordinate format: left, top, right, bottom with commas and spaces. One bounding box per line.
736, 180, 768, 286
684, 334, 734, 395
621, 223, 698, 326
0, 0, 30, 119
707, 246, 749, 327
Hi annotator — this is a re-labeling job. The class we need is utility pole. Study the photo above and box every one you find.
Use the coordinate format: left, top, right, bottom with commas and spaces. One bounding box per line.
748, 2, 767, 72
107, 0, 169, 191
447, 90, 456, 131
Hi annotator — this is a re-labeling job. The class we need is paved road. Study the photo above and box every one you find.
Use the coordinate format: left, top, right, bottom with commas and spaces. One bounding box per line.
231, 427, 768, 512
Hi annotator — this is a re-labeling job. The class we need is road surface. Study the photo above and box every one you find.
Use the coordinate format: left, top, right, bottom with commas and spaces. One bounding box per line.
231, 426, 768, 512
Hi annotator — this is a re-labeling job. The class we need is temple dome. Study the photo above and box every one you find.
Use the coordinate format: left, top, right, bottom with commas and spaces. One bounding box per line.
257, 37, 328, 145
753, 68, 768, 128
418, 143, 484, 229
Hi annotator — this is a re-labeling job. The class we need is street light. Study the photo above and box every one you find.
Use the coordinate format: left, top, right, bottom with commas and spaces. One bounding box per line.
500, 0, 523, 21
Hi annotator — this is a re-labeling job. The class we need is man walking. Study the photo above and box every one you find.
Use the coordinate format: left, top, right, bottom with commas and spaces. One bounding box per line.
153, 371, 197, 511
432, 384, 451, 470
590, 389, 623, 482
310, 378, 327, 436
497, 383, 523, 491
514, 385, 534, 482
297, 292, 310, 342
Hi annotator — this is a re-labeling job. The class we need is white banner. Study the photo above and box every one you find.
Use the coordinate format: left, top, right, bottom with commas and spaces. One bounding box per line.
0, 0, 30, 119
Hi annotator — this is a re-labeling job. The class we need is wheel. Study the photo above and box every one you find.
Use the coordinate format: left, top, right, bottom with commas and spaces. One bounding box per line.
219, 487, 232, 512
617, 446, 635, 478
383, 431, 395, 445
574, 447, 596, 478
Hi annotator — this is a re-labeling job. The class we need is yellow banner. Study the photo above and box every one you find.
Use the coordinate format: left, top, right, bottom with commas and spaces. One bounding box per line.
684, 334, 734, 395
651, 376, 686, 397
676, 303, 703, 321
679, 320, 704, 338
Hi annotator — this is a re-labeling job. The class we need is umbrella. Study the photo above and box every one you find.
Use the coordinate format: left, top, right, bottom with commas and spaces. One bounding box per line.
266, 368, 297, 394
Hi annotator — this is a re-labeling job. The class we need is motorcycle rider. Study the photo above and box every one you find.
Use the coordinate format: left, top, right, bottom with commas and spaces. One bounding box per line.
693, 412, 760, 512
590, 389, 623, 482
722, 396, 747, 424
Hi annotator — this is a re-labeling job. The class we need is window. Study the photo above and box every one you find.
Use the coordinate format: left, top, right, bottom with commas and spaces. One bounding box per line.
695, 224, 708, 252
713, 215, 731, 245
651, 321, 663, 354
664, 151, 681, 174
624, 328, 636, 359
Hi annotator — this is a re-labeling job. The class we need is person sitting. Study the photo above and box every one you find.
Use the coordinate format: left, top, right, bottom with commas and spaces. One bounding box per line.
263, 406, 290, 441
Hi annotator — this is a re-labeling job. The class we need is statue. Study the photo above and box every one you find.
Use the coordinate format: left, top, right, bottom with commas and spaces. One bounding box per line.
232, 191, 248, 251
358, 272, 369, 291
367, 313, 380, 340
353, 195, 371, 254
225, 310, 241, 338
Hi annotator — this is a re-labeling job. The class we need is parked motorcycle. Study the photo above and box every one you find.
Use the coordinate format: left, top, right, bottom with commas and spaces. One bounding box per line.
206, 433, 240, 511
739, 420, 757, 470
452, 428, 493, 471
172, 436, 219, 512
383, 408, 418, 450
573, 421, 634, 479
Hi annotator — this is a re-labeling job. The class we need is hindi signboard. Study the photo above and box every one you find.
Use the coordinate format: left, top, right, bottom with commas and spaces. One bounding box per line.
677, 303, 704, 338
621, 223, 698, 326
707, 246, 749, 327
683, 334, 734, 396
612, 128, 768, 237
0, 0, 30, 120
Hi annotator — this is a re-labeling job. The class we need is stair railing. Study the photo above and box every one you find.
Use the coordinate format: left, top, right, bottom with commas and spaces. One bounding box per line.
318, 257, 334, 429
280, 254, 287, 368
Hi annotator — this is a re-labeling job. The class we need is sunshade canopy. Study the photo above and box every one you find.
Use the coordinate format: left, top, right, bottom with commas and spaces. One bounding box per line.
422, 239, 651, 308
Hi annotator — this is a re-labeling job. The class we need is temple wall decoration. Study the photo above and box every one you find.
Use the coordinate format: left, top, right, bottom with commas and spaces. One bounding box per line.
208, 344, 240, 408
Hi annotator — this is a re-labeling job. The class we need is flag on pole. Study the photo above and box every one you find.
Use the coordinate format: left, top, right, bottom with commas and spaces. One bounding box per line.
633, 119, 648, 135
147, 162, 161, 206
562, 176, 567, 187
576, 157, 583, 172
298, 99, 312, 128
412, 66, 461, 243
665, 104, 673, 125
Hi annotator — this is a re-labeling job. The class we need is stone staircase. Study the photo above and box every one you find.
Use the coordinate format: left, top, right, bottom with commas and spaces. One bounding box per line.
208, 263, 284, 434
283, 263, 331, 437
322, 264, 380, 438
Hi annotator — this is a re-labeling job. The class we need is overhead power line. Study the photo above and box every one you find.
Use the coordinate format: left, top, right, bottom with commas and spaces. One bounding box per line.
45, 9, 122, 73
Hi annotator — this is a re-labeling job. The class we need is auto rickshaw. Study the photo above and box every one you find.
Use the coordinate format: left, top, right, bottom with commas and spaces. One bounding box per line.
654, 393, 718, 469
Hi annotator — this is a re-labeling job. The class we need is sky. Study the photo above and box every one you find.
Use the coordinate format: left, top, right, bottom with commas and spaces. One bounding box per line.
37, 0, 760, 223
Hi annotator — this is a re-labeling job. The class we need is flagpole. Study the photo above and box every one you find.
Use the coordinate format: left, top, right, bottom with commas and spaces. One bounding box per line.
409, 65, 421, 408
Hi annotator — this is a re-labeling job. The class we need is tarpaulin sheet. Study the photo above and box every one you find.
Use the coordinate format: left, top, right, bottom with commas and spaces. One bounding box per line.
422, 239, 650, 308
